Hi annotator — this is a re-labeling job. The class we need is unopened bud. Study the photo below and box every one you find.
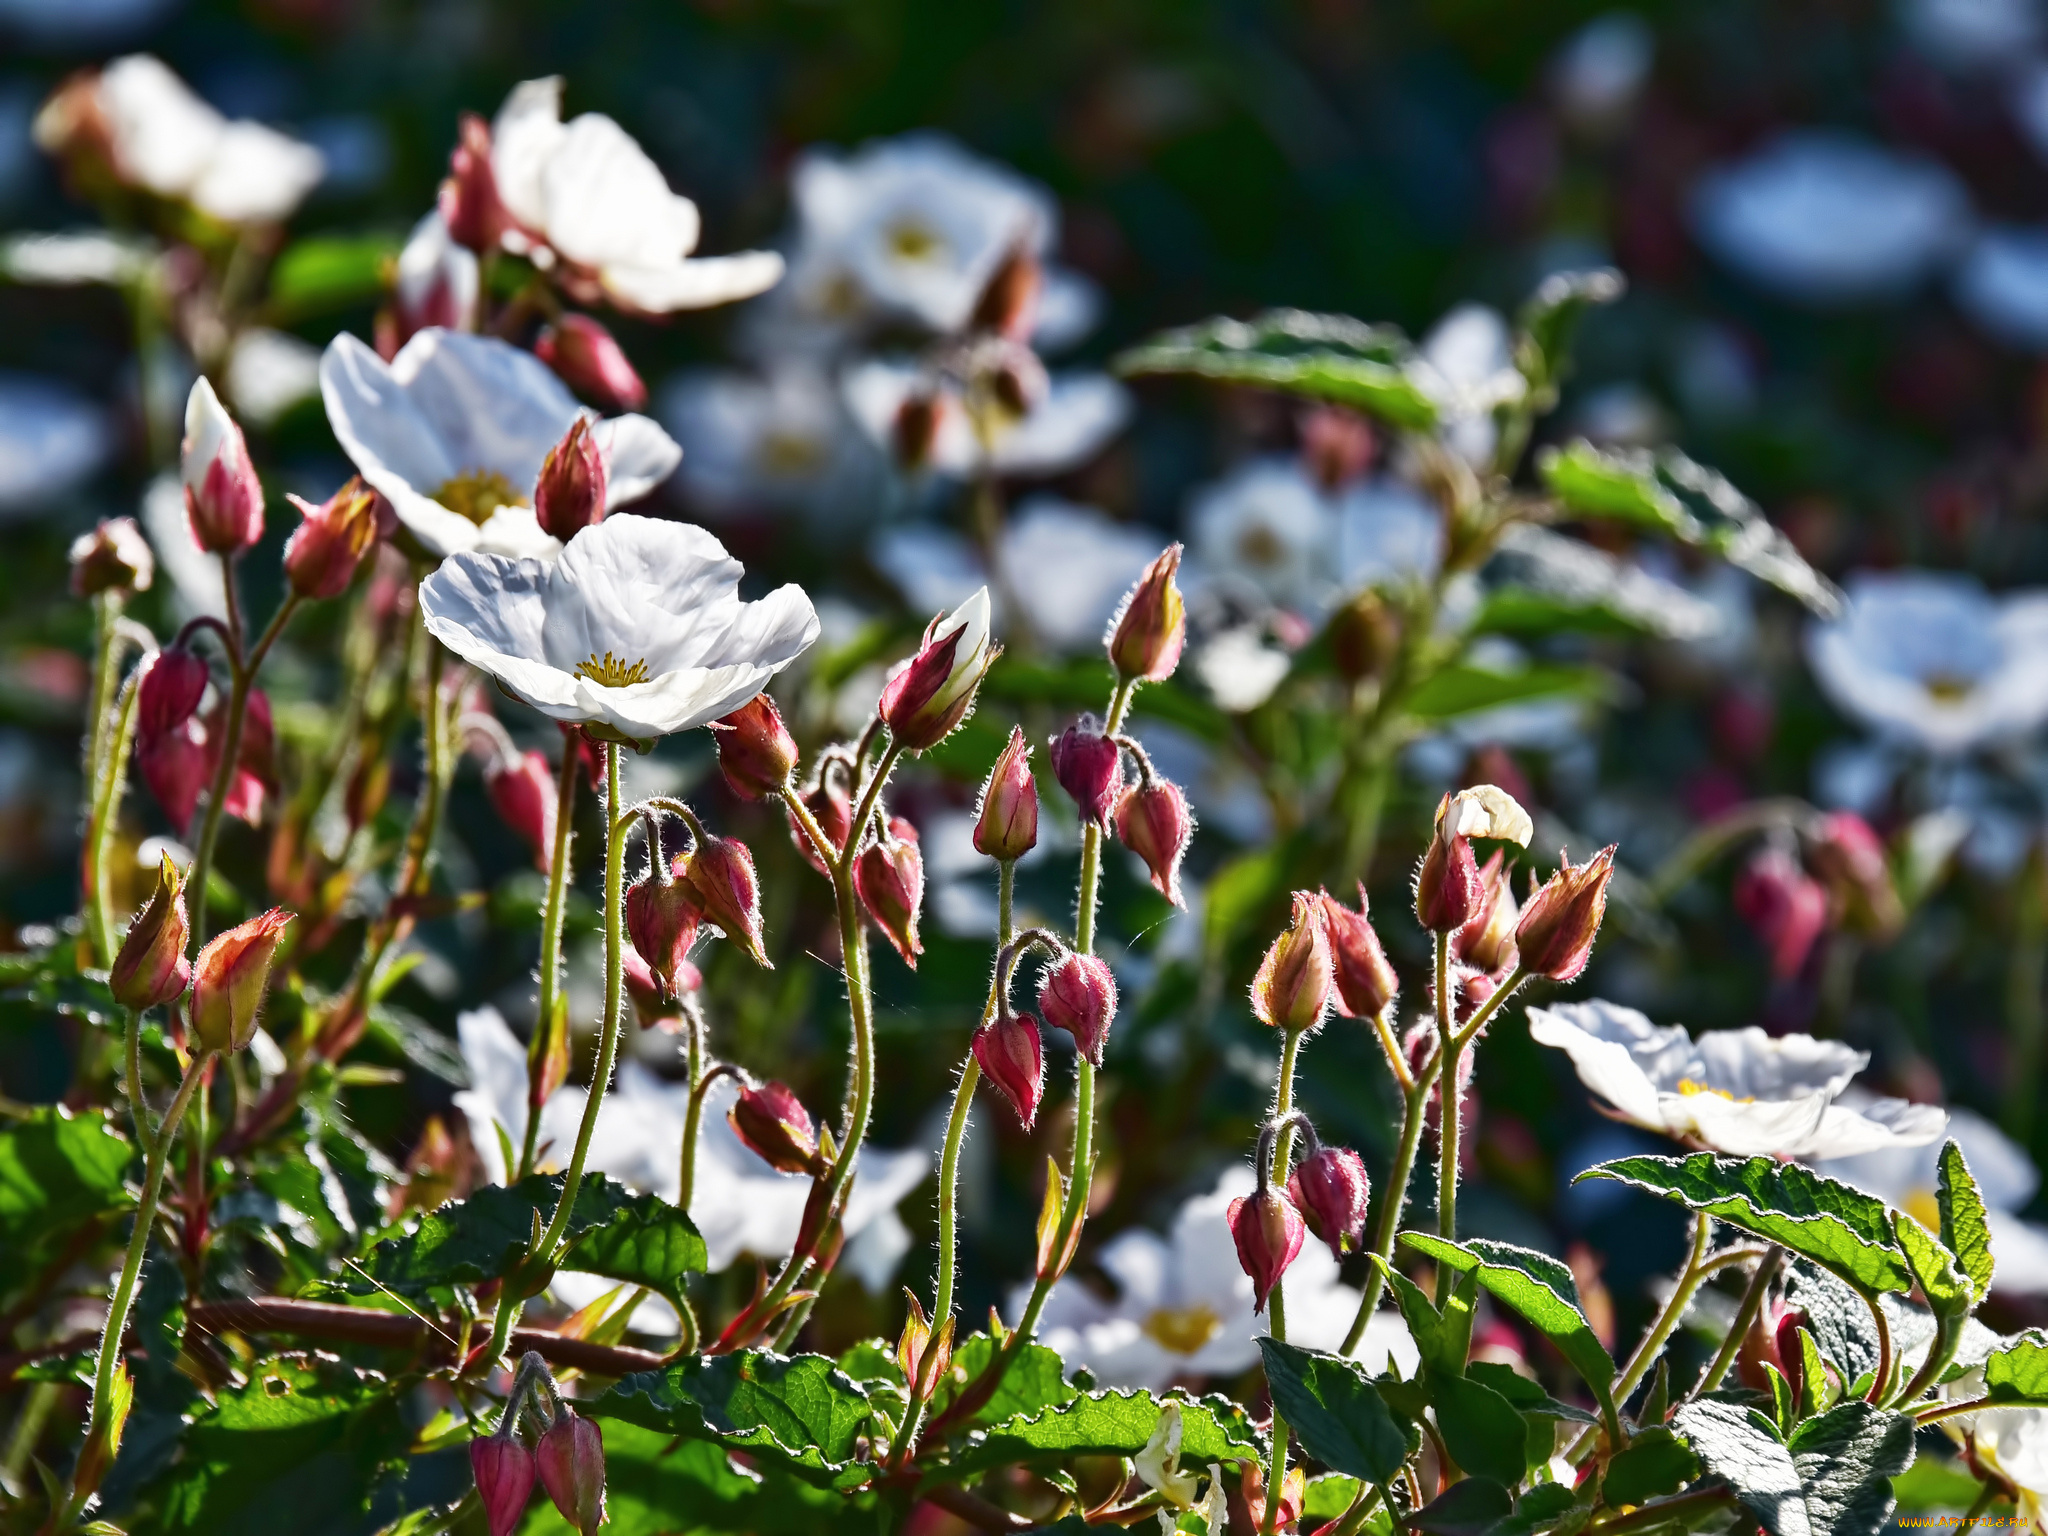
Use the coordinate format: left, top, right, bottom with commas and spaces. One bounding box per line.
971, 244, 1042, 340
1250, 892, 1334, 1033
440, 113, 510, 253
180, 377, 264, 554
973, 726, 1038, 861
678, 833, 769, 968
729, 1080, 821, 1175
1734, 845, 1825, 981
892, 392, 943, 470
284, 477, 379, 600
534, 417, 607, 543
110, 853, 191, 1010
1049, 716, 1123, 828
788, 773, 853, 877
1809, 812, 1903, 941
69, 517, 154, 598
1288, 1140, 1371, 1259
1454, 850, 1519, 977
1114, 774, 1194, 909
190, 907, 292, 1054
973, 1008, 1045, 1129
624, 862, 703, 1002
624, 945, 694, 1031
1319, 885, 1398, 1019
137, 647, 209, 740
712, 693, 798, 802
1299, 404, 1376, 492
486, 749, 559, 875
1227, 1185, 1304, 1313
536, 314, 648, 412
989, 351, 1049, 417
139, 721, 210, 832
535, 1410, 606, 1536
896, 1291, 957, 1400
855, 817, 924, 968
470, 1432, 537, 1536
1106, 544, 1187, 684
1514, 845, 1616, 982
880, 589, 1000, 752
1242, 1462, 1306, 1535
1037, 951, 1117, 1066
1329, 590, 1399, 684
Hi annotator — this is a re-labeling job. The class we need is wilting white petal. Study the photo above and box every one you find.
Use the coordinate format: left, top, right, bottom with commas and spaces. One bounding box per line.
1448, 784, 1534, 845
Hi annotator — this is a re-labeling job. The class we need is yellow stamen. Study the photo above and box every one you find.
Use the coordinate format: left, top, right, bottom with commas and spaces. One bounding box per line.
1675, 1078, 1755, 1103
887, 220, 945, 262
434, 469, 527, 527
756, 431, 826, 475
574, 652, 651, 689
1144, 1304, 1223, 1356
1903, 1187, 1942, 1234
1924, 673, 1975, 703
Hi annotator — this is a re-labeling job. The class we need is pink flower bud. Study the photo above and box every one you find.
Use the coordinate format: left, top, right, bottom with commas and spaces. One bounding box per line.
1243, 1462, 1307, 1534
139, 721, 210, 832
855, 817, 924, 967
69, 517, 154, 598
534, 417, 608, 544
625, 862, 703, 1004
729, 1081, 822, 1174
486, 750, 559, 875
190, 907, 292, 1054
1415, 793, 1483, 933
110, 853, 191, 1010
1319, 885, 1398, 1019
970, 245, 1042, 340
283, 477, 379, 600
712, 694, 798, 802
1809, 812, 1904, 941
788, 775, 852, 876
1037, 951, 1117, 1065
137, 648, 209, 741
1288, 1142, 1371, 1259
535, 1411, 606, 1536
679, 833, 769, 968
1114, 774, 1193, 908
1227, 1186, 1304, 1313
1515, 845, 1617, 982
1453, 850, 1519, 977
440, 113, 511, 253
1049, 716, 1123, 828
180, 377, 264, 554
1299, 404, 1376, 492
1251, 892, 1334, 1033
973, 726, 1038, 862
1106, 544, 1187, 684
879, 590, 999, 752
386, 212, 479, 354
1733, 846, 1827, 981
536, 314, 648, 412
973, 1009, 1045, 1128
469, 1432, 537, 1536
204, 689, 272, 828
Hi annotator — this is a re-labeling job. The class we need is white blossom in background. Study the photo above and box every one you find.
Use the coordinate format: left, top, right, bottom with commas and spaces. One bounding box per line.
0, 231, 151, 287
0, 372, 109, 516
1030, 1165, 1417, 1392
843, 358, 1130, 479
1956, 227, 2048, 350
488, 76, 784, 315
391, 209, 481, 343
0, 0, 176, 46
660, 363, 878, 517
1689, 131, 1971, 305
1186, 457, 1336, 615
138, 474, 228, 620
1901, 0, 2042, 69
1412, 305, 1527, 467
1336, 476, 1444, 588
320, 328, 681, 559
1548, 12, 1656, 130
226, 329, 322, 428
1805, 571, 2048, 755
1967, 1409, 2048, 1529
33, 55, 325, 225
1531, 999, 1947, 1159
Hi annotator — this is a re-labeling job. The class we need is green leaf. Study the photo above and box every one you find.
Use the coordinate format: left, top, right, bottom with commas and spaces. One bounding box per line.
1401, 1233, 1619, 1422
0, 1107, 133, 1297
1892, 1212, 1972, 1323
1304, 1473, 1365, 1522
925, 1331, 1076, 1432
1432, 1370, 1532, 1485
1538, 441, 1694, 536
1466, 1360, 1599, 1425
1604, 1426, 1701, 1506
1259, 1339, 1411, 1485
1408, 1476, 1513, 1536
1892, 1455, 1989, 1512
266, 235, 397, 321
1576, 1155, 1913, 1297
1983, 1331, 2048, 1404
562, 1193, 708, 1310
1516, 269, 1625, 393
1794, 1328, 1829, 1419
1477, 527, 1722, 643
1672, 1399, 1807, 1536
1786, 1402, 1916, 1536
932, 1389, 1259, 1484
1496, 1482, 1591, 1536
594, 1350, 880, 1488
1113, 309, 1440, 430
1405, 663, 1610, 722
142, 1355, 410, 1535
1763, 1364, 1796, 1436
1936, 1141, 1995, 1300
1783, 1262, 1881, 1388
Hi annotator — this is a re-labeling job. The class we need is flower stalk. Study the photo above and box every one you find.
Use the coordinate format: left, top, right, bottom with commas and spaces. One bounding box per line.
518, 729, 582, 1180
1261, 1030, 1306, 1536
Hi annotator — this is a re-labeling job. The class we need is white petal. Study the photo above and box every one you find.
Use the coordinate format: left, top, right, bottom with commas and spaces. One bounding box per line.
1660, 1088, 1833, 1158
985, 373, 1132, 477
1448, 783, 1534, 846
396, 209, 480, 321
1801, 1096, 1948, 1158
540, 112, 700, 270
418, 551, 581, 716
471, 505, 563, 561
188, 120, 324, 224
319, 331, 461, 514
1986, 1212, 2048, 1295
1686, 1026, 1866, 1102
386, 328, 581, 493
1527, 1001, 1682, 1130
589, 414, 683, 506
490, 76, 567, 236
600, 250, 786, 314
96, 55, 221, 198
227, 328, 321, 428
180, 375, 233, 496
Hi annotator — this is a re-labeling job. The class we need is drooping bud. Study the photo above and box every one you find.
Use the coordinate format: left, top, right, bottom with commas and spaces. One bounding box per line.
677, 833, 768, 968
1037, 951, 1117, 1066
207, 688, 273, 826
139, 721, 211, 831
110, 853, 191, 1010
1250, 892, 1335, 1033
625, 863, 703, 1003
1319, 885, 1399, 1019
973, 1009, 1045, 1129
535, 1410, 606, 1536
469, 1433, 537, 1536
1733, 845, 1826, 981
1515, 845, 1617, 982
712, 694, 799, 802
1106, 544, 1187, 684
970, 244, 1042, 341
855, 817, 924, 968
891, 392, 943, 470
788, 773, 853, 876
283, 477, 379, 600
729, 1081, 822, 1174
1227, 1185, 1305, 1313
1049, 716, 1123, 828
534, 417, 607, 543
1288, 1141, 1371, 1259
440, 113, 510, 253
1328, 590, 1399, 683
1416, 785, 1533, 933
137, 647, 209, 741
973, 726, 1039, 861
1808, 812, 1904, 942
988, 348, 1049, 417
1454, 850, 1520, 977
180, 377, 264, 554
486, 749, 559, 875
189, 907, 292, 1054
879, 588, 1000, 752
69, 517, 154, 598
1114, 774, 1194, 908
536, 314, 648, 412
623, 945, 695, 1031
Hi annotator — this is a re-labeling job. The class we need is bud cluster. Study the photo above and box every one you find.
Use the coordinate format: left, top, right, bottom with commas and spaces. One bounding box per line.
468, 1353, 608, 1536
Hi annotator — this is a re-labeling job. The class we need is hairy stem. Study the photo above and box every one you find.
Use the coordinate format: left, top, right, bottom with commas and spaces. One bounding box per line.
1340, 1069, 1435, 1355
1690, 1246, 1783, 1400
1262, 1026, 1307, 1536
1433, 930, 1458, 1306
518, 731, 581, 1180
81, 592, 125, 965
86, 663, 146, 970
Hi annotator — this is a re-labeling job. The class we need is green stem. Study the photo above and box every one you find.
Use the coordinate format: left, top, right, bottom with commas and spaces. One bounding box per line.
87, 662, 146, 971
1340, 1071, 1434, 1355
518, 730, 581, 1180
1262, 1026, 1306, 1536
1958, 1479, 2003, 1527
82, 592, 125, 965
1432, 931, 1458, 1307
2005, 850, 2046, 1145
1689, 1246, 1783, 1400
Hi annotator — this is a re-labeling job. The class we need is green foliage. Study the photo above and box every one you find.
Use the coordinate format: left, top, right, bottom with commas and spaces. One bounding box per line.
1515, 269, 1626, 397
1403, 662, 1612, 722
1431, 1370, 1534, 1485
1113, 309, 1440, 430
1408, 1476, 1514, 1536
1892, 1212, 1972, 1323
928, 1389, 1259, 1484
1603, 1426, 1700, 1506
0, 1106, 133, 1296
1936, 1142, 1996, 1299
1672, 1399, 1913, 1536
1578, 1155, 1914, 1297
1258, 1339, 1411, 1485
265, 236, 399, 321
1983, 1331, 2048, 1404
926, 1331, 1077, 1431
1783, 1262, 1881, 1388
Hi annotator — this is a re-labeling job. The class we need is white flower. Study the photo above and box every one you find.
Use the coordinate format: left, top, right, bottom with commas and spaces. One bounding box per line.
0, 231, 152, 287
1548, 13, 1655, 129
843, 358, 1130, 478
1973, 1409, 2048, 1529
0, 371, 109, 516
1194, 628, 1294, 714
1531, 999, 1948, 1160
1412, 305, 1527, 467
1689, 131, 1971, 305
1805, 571, 2048, 755
420, 513, 819, 743
226, 328, 321, 428
1956, 227, 2048, 350
1337, 477, 1444, 589
1903, 0, 2042, 69
0, 0, 175, 45
1028, 1165, 1417, 1392
1814, 1098, 2048, 1297
320, 327, 682, 560
1444, 783, 1535, 845
33, 56, 324, 225
1186, 457, 1336, 615
659, 363, 878, 518
392, 209, 480, 339
488, 77, 783, 315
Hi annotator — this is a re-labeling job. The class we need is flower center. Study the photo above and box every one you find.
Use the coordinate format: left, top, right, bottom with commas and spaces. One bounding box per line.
1903, 1187, 1942, 1234
886, 219, 946, 263
1143, 1304, 1223, 1356
757, 430, 826, 476
1675, 1078, 1755, 1103
434, 469, 527, 527
1923, 673, 1976, 703
574, 652, 652, 688
1237, 524, 1286, 567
